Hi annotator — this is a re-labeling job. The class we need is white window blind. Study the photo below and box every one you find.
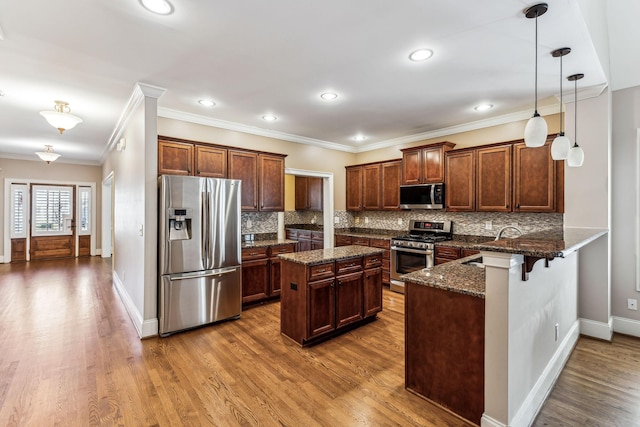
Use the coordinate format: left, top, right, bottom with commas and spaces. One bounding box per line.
79, 186, 91, 235
10, 184, 28, 239
31, 185, 73, 236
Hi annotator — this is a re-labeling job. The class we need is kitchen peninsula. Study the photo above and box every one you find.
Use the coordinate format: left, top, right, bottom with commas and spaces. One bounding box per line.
279, 245, 385, 346
402, 227, 608, 427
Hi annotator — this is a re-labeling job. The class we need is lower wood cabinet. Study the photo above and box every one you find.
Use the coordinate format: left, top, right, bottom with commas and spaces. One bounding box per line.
335, 234, 390, 286
435, 245, 480, 265
242, 243, 295, 306
286, 228, 323, 251
280, 254, 383, 346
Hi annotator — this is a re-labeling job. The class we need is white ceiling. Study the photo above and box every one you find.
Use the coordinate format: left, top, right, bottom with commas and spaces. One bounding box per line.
0, 0, 635, 165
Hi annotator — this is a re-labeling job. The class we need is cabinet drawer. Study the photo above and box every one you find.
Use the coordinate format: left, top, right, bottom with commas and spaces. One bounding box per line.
335, 235, 353, 246
269, 243, 296, 257
382, 271, 390, 284
308, 263, 334, 281
435, 246, 460, 259
336, 257, 363, 275
364, 254, 382, 269
461, 249, 480, 258
297, 230, 312, 240
242, 247, 269, 261
311, 231, 324, 241
285, 229, 297, 239
370, 238, 390, 249
352, 237, 370, 246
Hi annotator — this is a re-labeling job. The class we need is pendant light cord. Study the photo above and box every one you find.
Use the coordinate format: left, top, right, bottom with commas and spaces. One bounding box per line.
574, 79, 578, 147
534, 12, 539, 114
559, 55, 563, 134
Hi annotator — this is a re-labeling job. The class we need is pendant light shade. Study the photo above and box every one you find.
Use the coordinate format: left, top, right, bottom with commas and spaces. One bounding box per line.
35, 145, 61, 164
567, 73, 585, 168
551, 47, 571, 160
524, 3, 549, 148
40, 100, 83, 134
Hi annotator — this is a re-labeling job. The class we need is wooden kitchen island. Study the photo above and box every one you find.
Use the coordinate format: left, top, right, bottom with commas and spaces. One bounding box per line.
279, 245, 385, 346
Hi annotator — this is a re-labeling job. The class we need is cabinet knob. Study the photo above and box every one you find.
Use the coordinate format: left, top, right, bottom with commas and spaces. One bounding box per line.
197, 169, 201, 175
516, 204, 520, 209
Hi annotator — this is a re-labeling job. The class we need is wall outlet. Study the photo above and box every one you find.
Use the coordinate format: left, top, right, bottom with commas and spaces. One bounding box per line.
628, 299, 638, 310
485, 221, 492, 230
355, 217, 360, 224
246, 219, 253, 229
554, 323, 559, 341
334, 216, 340, 224
364, 217, 369, 224
397, 218, 403, 225
511, 222, 519, 228
311, 216, 316, 224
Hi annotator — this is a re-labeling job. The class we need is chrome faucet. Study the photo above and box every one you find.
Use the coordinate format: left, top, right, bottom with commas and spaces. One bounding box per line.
495, 225, 524, 240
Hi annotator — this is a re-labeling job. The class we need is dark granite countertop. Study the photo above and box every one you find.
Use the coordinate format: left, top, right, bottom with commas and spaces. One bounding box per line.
436, 235, 494, 249
472, 228, 608, 258
334, 228, 398, 240
401, 255, 486, 299
242, 239, 297, 249
279, 245, 384, 266
285, 224, 324, 232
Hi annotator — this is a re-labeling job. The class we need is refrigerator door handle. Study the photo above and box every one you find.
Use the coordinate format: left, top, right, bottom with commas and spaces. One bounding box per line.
201, 180, 209, 268
169, 266, 239, 281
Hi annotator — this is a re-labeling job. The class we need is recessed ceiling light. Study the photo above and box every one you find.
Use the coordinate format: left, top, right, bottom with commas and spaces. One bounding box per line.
409, 49, 433, 62
320, 92, 338, 101
198, 99, 215, 107
139, 0, 174, 15
474, 103, 494, 112
262, 115, 277, 122
353, 135, 367, 142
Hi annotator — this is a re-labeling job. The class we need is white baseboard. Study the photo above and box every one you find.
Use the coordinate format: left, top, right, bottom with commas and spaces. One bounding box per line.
95, 249, 102, 256
481, 414, 505, 427
0, 255, 4, 263
612, 316, 640, 338
112, 272, 158, 338
579, 317, 613, 341
510, 320, 580, 427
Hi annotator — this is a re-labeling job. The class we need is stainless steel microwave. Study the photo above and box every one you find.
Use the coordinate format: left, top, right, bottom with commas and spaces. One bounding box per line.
399, 183, 444, 209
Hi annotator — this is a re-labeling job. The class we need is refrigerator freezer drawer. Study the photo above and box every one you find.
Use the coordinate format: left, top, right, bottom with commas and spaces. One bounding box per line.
159, 266, 241, 336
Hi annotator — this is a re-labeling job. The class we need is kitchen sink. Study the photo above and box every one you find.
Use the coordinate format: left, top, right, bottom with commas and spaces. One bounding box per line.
462, 257, 484, 268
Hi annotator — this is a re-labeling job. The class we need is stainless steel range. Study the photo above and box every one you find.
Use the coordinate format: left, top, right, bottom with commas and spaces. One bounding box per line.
390, 220, 453, 293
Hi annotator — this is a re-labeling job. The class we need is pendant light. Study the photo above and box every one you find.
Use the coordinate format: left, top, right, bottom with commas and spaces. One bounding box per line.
40, 100, 83, 134
35, 145, 61, 164
523, 3, 549, 148
567, 73, 585, 167
550, 48, 571, 160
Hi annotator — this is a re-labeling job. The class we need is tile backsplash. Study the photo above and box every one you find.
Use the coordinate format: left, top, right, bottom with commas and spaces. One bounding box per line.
244, 209, 563, 238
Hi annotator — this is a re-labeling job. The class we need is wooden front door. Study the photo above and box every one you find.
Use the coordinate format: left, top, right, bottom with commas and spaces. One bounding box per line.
30, 184, 76, 260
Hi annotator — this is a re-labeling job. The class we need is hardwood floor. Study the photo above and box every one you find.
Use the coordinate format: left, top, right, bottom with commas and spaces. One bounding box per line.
1, 257, 639, 426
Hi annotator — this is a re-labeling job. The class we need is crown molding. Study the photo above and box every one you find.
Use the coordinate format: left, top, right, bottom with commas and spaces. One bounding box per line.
559, 82, 608, 103
157, 108, 357, 153
101, 82, 167, 162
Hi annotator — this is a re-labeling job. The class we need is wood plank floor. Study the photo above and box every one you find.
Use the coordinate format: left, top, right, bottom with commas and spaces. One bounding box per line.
0, 257, 639, 426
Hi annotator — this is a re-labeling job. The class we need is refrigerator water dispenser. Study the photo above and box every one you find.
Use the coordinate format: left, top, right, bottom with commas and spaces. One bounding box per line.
169, 208, 192, 241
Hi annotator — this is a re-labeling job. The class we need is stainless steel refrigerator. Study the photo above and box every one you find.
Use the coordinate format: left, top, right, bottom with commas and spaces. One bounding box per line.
158, 175, 242, 336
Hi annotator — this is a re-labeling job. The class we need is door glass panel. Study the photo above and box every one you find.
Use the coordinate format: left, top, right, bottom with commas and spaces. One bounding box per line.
31, 185, 73, 236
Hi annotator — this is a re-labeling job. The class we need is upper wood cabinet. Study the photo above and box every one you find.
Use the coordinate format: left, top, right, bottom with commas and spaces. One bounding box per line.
346, 160, 402, 212
401, 142, 456, 185
362, 164, 381, 210
295, 176, 323, 211
346, 166, 363, 211
476, 145, 512, 212
445, 150, 475, 212
259, 154, 285, 211
158, 139, 193, 175
228, 150, 259, 211
444, 136, 563, 213
195, 145, 227, 178
513, 142, 556, 212
381, 160, 402, 210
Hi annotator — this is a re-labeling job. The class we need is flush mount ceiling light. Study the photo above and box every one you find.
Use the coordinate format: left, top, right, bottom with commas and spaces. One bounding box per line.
35, 145, 61, 164
474, 104, 493, 112
550, 47, 572, 160
39, 100, 83, 134
139, 0, 173, 15
409, 49, 433, 62
523, 3, 549, 148
262, 115, 277, 122
352, 135, 367, 142
198, 99, 215, 107
320, 92, 338, 101
567, 73, 585, 168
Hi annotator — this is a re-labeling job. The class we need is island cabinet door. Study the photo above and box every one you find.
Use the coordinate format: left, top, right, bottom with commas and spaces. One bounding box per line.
335, 271, 364, 329
363, 267, 383, 318
308, 277, 336, 339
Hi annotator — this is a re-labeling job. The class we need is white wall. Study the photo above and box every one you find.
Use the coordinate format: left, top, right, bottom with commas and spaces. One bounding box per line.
611, 86, 640, 322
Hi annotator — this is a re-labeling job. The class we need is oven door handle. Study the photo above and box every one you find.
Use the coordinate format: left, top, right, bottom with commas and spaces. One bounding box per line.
391, 246, 433, 255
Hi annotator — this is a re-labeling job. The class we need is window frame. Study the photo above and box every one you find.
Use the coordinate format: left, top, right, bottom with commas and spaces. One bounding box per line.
31, 184, 74, 237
